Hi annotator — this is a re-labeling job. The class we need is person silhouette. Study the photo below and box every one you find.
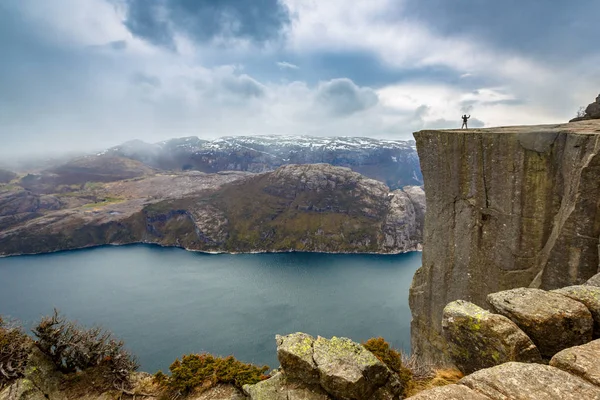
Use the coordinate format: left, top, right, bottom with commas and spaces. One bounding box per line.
461, 114, 471, 129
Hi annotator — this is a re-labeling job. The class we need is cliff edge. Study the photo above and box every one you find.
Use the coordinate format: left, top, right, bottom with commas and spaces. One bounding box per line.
409, 119, 600, 363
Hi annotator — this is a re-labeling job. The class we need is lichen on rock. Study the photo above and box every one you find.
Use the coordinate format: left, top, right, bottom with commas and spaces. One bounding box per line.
442, 300, 541, 374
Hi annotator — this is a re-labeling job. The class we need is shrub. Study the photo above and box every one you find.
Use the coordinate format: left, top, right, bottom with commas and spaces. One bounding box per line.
362, 337, 463, 397
155, 353, 269, 395
32, 309, 139, 389
363, 337, 413, 395
0, 317, 31, 388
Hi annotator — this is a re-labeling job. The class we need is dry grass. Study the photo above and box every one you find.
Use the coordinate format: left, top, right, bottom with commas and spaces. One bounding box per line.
404, 368, 464, 397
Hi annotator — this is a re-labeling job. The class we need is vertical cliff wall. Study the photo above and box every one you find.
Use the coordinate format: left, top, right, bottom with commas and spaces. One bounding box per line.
409, 120, 600, 363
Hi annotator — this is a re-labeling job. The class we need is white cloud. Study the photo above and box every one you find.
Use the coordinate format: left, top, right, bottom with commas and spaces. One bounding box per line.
277, 61, 300, 70
2, 0, 598, 161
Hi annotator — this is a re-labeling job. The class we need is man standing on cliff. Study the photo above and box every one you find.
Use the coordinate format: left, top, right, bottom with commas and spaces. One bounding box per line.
461, 114, 470, 129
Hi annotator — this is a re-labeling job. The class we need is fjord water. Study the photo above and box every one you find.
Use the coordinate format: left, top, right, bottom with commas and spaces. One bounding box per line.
0, 245, 421, 373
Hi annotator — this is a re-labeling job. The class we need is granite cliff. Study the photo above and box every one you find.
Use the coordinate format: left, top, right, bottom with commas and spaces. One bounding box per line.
0, 164, 424, 256
409, 119, 600, 363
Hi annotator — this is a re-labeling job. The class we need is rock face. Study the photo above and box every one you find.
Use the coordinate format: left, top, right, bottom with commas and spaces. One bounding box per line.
550, 339, 600, 386
552, 285, 600, 337
248, 333, 403, 400
0, 164, 425, 256
571, 94, 600, 122
459, 362, 600, 400
442, 300, 541, 374
409, 120, 600, 363
487, 288, 593, 358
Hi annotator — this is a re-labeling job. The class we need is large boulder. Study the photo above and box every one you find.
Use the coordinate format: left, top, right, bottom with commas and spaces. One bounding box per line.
442, 300, 541, 374
487, 288, 593, 357
312, 336, 394, 400
460, 362, 600, 399
276, 333, 320, 385
586, 272, 600, 287
263, 334, 402, 400
552, 285, 600, 337
550, 339, 600, 387
407, 384, 490, 400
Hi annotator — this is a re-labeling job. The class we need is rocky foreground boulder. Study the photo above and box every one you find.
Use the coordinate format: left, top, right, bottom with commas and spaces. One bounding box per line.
243, 333, 403, 400
442, 300, 541, 374
487, 288, 593, 358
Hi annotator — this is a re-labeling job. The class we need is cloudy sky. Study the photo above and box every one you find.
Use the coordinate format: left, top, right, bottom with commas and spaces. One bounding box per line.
1, 0, 599, 159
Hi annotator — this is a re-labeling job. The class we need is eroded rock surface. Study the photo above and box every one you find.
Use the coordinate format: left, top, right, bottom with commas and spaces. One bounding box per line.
410, 120, 600, 363
552, 285, 600, 337
487, 288, 593, 357
550, 339, 600, 387
407, 384, 490, 400
459, 362, 600, 400
442, 300, 541, 374
243, 372, 331, 400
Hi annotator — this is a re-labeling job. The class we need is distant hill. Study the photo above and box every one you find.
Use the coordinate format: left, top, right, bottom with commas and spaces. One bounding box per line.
0, 165, 424, 256
102, 135, 422, 190
17, 156, 156, 194
0, 168, 17, 184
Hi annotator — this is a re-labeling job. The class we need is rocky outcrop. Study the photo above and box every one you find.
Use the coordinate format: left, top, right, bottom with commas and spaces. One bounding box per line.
570, 94, 600, 122
487, 288, 593, 358
409, 120, 600, 363
442, 301, 541, 374
243, 333, 403, 400
0, 165, 425, 256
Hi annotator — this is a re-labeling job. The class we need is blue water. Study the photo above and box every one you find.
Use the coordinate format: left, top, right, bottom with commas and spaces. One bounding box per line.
0, 245, 421, 373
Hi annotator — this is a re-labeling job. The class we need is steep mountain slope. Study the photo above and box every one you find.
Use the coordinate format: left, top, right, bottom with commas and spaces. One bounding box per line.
102, 135, 421, 189
0, 165, 424, 256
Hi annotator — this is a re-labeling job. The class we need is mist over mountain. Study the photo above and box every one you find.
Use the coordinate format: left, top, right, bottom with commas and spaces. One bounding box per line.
102, 135, 422, 190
